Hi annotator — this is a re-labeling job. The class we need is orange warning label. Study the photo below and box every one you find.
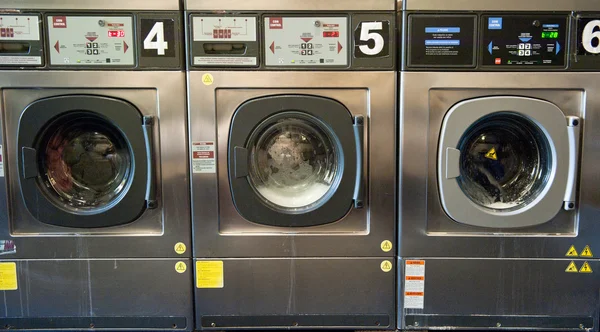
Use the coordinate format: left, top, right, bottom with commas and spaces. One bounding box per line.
405, 292, 424, 296
406, 276, 424, 281
406, 260, 425, 265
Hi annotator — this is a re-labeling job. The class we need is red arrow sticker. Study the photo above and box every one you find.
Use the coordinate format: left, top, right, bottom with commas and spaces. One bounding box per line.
124, 41, 129, 53
301, 37, 312, 43
269, 41, 275, 54
85, 36, 97, 42
337, 41, 343, 54
54, 41, 60, 53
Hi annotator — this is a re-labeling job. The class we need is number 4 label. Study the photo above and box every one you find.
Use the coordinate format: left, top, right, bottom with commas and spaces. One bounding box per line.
354, 21, 390, 58
144, 22, 169, 55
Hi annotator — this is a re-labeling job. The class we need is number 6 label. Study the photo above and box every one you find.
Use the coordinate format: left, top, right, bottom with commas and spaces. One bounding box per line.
582, 20, 600, 54
354, 21, 390, 58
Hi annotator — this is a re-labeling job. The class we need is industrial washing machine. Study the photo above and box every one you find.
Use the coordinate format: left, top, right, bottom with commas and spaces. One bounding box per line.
187, 0, 397, 329
0, 1, 193, 330
398, 0, 600, 330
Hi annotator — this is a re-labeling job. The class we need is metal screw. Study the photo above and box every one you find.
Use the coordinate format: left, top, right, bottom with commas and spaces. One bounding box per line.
580, 324, 585, 329
292, 322, 299, 326
414, 322, 419, 327
314, 21, 321, 27
573, 119, 579, 126
98, 20, 105, 27
89, 323, 95, 328
211, 323, 216, 327
496, 322, 501, 327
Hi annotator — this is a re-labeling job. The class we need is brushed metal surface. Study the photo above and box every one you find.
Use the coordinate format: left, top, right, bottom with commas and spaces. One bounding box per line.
0, 71, 190, 259
195, 257, 396, 330
0, 259, 193, 331
398, 258, 600, 330
399, 71, 600, 259
189, 71, 396, 258
404, 0, 600, 11
185, 0, 395, 11
0, 0, 179, 10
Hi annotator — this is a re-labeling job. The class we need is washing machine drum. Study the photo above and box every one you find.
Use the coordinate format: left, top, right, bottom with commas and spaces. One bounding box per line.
228, 94, 362, 227
17, 95, 155, 228
438, 96, 572, 228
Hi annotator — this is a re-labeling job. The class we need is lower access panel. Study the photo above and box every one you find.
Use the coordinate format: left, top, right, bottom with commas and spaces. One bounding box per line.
195, 258, 396, 330
0, 259, 193, 331
398, 258, 600, 331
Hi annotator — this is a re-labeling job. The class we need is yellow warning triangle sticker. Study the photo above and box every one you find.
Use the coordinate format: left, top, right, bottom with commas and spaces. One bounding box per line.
565, 245, 579, 257
485, 147, 498, 160
579, 261, 593, 273
203, 75, 213, 83
580, 245, 593, 257
565, 261, 579, 273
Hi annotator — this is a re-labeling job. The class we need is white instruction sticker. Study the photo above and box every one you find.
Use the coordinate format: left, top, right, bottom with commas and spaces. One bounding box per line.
0, 15, 40, 41
194, 56, 257, 66
404, 260, 425, 309
0, 56, 42, 65
192, 141, 216, 173
0, 145, 4, 177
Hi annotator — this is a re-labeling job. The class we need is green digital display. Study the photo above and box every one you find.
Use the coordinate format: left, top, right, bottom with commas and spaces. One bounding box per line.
542, 31, 559, 39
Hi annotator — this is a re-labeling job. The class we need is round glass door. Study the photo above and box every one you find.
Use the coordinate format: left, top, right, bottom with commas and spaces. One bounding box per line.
247, 112, 341, 213
39, 112, 132, 212
456, 112, 552, 211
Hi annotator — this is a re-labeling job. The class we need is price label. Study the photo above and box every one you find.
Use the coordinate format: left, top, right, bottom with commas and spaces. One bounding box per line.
354, 21, 390, 58
577, 17, 600, 56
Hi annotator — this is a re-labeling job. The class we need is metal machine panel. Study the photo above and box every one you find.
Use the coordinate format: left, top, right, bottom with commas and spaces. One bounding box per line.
263, 16, 348, 67
398, 258, 600, 331
399, 71, 600, 258
185, 0, 395, 11
189, 71, 396, 258
195, 258, 396, 330
47, 15, 135, 67
0, 0, 180, 11
0, 259, 193, 330
0, 71, 190, 259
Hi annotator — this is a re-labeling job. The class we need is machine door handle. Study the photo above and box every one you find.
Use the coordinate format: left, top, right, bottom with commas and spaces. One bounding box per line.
142, 116, 157, 209
233, 146, 249, 178
564, 116, 581, 211
21, 147, 38, 179
353, 115, 365, 209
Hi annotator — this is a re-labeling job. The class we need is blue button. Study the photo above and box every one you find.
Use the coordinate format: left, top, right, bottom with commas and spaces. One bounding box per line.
425, 27, 461, 33
488, 17, 503, 30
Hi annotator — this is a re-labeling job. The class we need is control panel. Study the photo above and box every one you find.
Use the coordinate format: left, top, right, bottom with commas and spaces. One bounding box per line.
190, 15, 259, 67
481, 15, 567, 67
407, 15, 476, 67
0, 15, 43, 66
263, 16, 348, 67
47, 15, 135, 66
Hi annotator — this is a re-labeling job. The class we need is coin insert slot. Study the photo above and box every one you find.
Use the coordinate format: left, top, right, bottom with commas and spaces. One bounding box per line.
0, 42, 31, 54
203, 43, 246, 55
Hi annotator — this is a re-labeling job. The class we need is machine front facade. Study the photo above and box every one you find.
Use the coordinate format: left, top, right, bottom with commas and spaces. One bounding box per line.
399, 0, 600, 330
187, 0, 397, 329
0, 0, 193, 330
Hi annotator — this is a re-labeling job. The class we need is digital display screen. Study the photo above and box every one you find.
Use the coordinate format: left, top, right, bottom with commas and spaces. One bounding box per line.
108, 30, 125, 38
541, 31, 558, 39
323, 31, 339, 38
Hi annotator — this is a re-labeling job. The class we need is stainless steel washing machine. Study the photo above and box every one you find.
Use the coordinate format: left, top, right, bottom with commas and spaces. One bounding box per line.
0, 1, 192, 330
186, 0, 397, 329
398, 0, 600, 330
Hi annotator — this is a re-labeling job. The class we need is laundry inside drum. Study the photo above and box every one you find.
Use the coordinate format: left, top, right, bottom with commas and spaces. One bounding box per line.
456, 112, 552, 211
248, 114, 339, 213
42, 114, 132, 212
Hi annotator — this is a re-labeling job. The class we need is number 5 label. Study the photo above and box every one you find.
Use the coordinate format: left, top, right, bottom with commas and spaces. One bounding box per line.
354, 21, 390, 58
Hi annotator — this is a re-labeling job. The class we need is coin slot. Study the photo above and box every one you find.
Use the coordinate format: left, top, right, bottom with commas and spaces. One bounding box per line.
0, 42, 31, 54
203, 43, 246, 55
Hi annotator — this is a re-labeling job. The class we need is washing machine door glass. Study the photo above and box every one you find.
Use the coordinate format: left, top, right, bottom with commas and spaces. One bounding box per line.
42, 114, 132, 211
18, 95, 155, 228
228, 94, 361, 228
247, 113, 339, 213
437, 96, 573, 228
457, 112, 551, 211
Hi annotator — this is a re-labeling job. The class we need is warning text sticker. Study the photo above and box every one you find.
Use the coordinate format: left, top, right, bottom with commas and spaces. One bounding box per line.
196, 261, 224, 288
192, 141, 216, 173
404, 260, 425, 309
